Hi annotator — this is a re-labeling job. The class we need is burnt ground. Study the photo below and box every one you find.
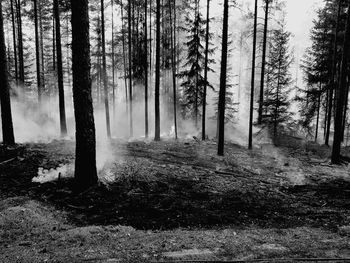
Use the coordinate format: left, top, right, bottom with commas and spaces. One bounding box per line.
1, 137, 350, 262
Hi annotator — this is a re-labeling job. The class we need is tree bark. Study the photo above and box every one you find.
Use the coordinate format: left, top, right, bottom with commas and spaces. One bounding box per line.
145, 0, 149, 138
101, 0, 111, 138
248, 0, 258, 149
34, 0, 42, 104
0, 1, 15, 145
217, 0, 229, 156
10, 0, 18, 82
120, 0, 129, 117
258, 0, 270, 125
202, 0, 210, 141
54, 0, 68, 136
332, 0, 350, 164
128, 0, 133, 137
155, 0, 161, 141
71, 0, 98, 190
169, 0, 177, 139
111, 0, 116, 118
15, 0, 25, 84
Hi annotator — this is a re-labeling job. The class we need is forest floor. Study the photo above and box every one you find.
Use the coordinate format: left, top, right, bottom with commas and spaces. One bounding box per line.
1, 136, 350, 262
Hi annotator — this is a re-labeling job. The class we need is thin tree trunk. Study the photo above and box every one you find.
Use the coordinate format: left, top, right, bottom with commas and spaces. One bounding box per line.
120, 0, 129, 117
101, 0, 111, 138
39, 1, 45, 91
248, 0, 258, 149
0, 1, 15, 145
194, 0, 199, 129
258, 0, 269, 125
128, 0, 133, 137
10, 0, 18, 82
145, 0, 149, 138
332, 0, 350, 164
341, 75, 350, 141
15, 0, 24, 84
326, 0, 342, 146
71, 0, 98, 191
315, 82, 322, 141
111, 0, 116, 119
54, 0, 67, 136
217, 0, 229, 156
155, 0, 161, 141
34, 0, 42, 104
53, 16, 56, 71
169, 0, 177, 139
202, 0, 210, 141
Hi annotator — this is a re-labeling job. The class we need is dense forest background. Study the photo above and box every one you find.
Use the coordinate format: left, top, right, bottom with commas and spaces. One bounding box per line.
1, 0, 350, 170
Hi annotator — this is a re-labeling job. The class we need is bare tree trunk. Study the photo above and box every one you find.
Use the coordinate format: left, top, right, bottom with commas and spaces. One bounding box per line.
217, 0, 229, 156
315, 82, 322, 142
332, 0, 350, 164
10, 0, 18, 82
326, 0, 342, 146
54, 0, 67, 136
101, 0, 111, 138
144, 0, 149, 138
71, 0, 98, 191
128, 0, 133, 137
258, 0, 270, 125
39, 1, 45, 91
120, 0, 129, 117
248, 0, 258, 149
169, 0, 177, 139
202, 0, 210, 141
0, 1, 15, 145
111, 0, 116, 119
155, 0, 161, 141
194, 0, 199, 129
15, 0, 25, 85
34, 0, 42, 104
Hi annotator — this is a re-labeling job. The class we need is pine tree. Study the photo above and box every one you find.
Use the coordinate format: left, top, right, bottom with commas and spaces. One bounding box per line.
178, 0, 214, 128
262, 22, 293, 138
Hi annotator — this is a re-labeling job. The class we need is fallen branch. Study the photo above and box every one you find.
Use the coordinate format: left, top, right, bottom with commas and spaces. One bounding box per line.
0, 157, 16, 165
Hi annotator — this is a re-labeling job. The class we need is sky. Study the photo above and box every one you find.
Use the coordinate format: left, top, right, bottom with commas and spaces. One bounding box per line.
285, 0, 324, 58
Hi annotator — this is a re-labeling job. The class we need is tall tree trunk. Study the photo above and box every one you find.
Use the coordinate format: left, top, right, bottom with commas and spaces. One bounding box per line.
15, 0, 24, 85
120, 0, 129, 117
111, 0, 116, 118
315, 82, 322, 141
144, 0, 149, 138
332, 0, 350, 164
341, 75, 350, 141
39, 1, 45, 90
248, 0, 258, 149
0, 2, 15, 145
10, 0, 18, 82
194, 0, 199, 129
71, 0, 98, 191
101, 0, 111, 138
326, 0, 342, 146
128, 0, 133, 137
258, 0, 270, 125
217, 0, 229, 156
169, 0, 177, 139
34, 0, 42, 104
154, 0, 161, 141
202, 0, 210, 141
54, 0, 67, 136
